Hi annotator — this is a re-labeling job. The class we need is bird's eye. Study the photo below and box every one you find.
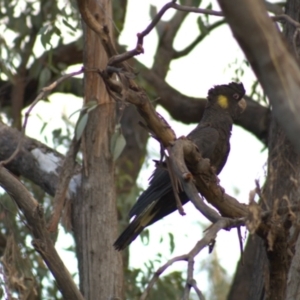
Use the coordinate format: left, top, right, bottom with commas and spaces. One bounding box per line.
233, 93, 240, 100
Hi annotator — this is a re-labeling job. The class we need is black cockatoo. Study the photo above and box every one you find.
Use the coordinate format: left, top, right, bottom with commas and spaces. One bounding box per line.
114, 82, 246, 250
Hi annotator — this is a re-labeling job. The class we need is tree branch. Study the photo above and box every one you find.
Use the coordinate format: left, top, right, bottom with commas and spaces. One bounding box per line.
140, 217, 245, 300
172, 19, 226, 59
169, 137, 248, 219
0, 122, 80, 198
0, 166, 84, 300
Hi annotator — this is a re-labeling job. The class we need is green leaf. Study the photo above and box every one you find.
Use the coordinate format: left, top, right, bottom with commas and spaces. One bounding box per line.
192, 0, 202, 7
197, 16, 208, 34
206, 2, 212, 10
179, 0, 201, 7
168, 232, 175, 254
69, 101, 98, 118
110, 130, 126, 161
62, 19, 77, 33
140, 228, 149, 246
53, 25, 61, 37
41, 29, 52, 48
47, 63, 60, 75
39, 67, 51, 90
86, 101, 98, 113
75, 113, 89, 141
204, 2, 213, 23
39, 24, 49, 36
69, 108, 86, 119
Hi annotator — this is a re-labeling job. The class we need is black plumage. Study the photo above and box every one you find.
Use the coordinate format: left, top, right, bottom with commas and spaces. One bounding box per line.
114, 82, 246, 250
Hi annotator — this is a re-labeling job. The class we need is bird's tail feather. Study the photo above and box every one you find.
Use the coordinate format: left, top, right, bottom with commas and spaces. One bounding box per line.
113, 219, 144, 251
114, 202, 156, 250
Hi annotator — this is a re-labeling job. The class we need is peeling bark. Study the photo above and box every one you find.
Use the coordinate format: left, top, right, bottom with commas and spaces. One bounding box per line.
226, 0, 300, 299
0, 122, 65, 196
72, 1, 123, 299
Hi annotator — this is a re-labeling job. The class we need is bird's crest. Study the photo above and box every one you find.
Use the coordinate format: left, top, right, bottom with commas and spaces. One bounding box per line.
208, 82, 245, 103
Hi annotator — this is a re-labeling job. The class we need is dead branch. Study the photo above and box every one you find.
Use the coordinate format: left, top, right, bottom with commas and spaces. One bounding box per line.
109, 1, 223, 67
172, 2, 223, 16
0, 166, 84, 300
99, 74, 177, 147
140, 217, 244, 300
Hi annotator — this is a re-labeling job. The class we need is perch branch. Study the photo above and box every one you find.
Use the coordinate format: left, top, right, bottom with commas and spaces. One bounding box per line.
169, 138, 248, 219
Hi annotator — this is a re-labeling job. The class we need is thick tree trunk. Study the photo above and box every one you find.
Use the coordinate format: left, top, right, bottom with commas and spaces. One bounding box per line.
227, 236, 266, 300
228, 1, 300, 299
72, 0, 123, 299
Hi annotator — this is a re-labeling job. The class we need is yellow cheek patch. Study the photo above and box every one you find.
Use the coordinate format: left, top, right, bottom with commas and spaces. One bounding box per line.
217, 95, 229, 109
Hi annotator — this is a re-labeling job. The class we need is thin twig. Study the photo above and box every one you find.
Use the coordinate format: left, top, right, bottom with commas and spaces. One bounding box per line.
140, 217, 245, 300
48, 136, 81, 233
108, 2, 223, 66
172, 2, 223, 16
190, 280, 206, 300
139, 254, 188, 300
108, 1, 176, 66
173, 19, 225, 59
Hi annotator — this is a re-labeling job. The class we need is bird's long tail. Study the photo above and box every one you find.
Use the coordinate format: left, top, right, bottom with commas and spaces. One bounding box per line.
114, 202, 156, 250
113, 219, 145, 251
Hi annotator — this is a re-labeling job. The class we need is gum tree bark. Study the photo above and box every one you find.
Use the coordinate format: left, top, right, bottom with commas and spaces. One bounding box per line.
72, 0, 123, 299
227, 0, 300, 299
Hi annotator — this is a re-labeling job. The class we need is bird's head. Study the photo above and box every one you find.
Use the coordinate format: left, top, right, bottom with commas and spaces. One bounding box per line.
207, 82, 247, 119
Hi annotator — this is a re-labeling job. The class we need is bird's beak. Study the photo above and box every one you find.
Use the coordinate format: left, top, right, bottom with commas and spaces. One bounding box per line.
238, 98, 247, 113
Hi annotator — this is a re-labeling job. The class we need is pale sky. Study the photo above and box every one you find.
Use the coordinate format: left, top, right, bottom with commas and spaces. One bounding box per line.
21, 0, 268, 295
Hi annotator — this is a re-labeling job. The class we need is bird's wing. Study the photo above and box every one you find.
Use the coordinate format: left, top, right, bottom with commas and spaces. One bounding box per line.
129, 167, 171, 218
187, 124, 219, 159
129, 125, 220, 219
114, 201, 158, 250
